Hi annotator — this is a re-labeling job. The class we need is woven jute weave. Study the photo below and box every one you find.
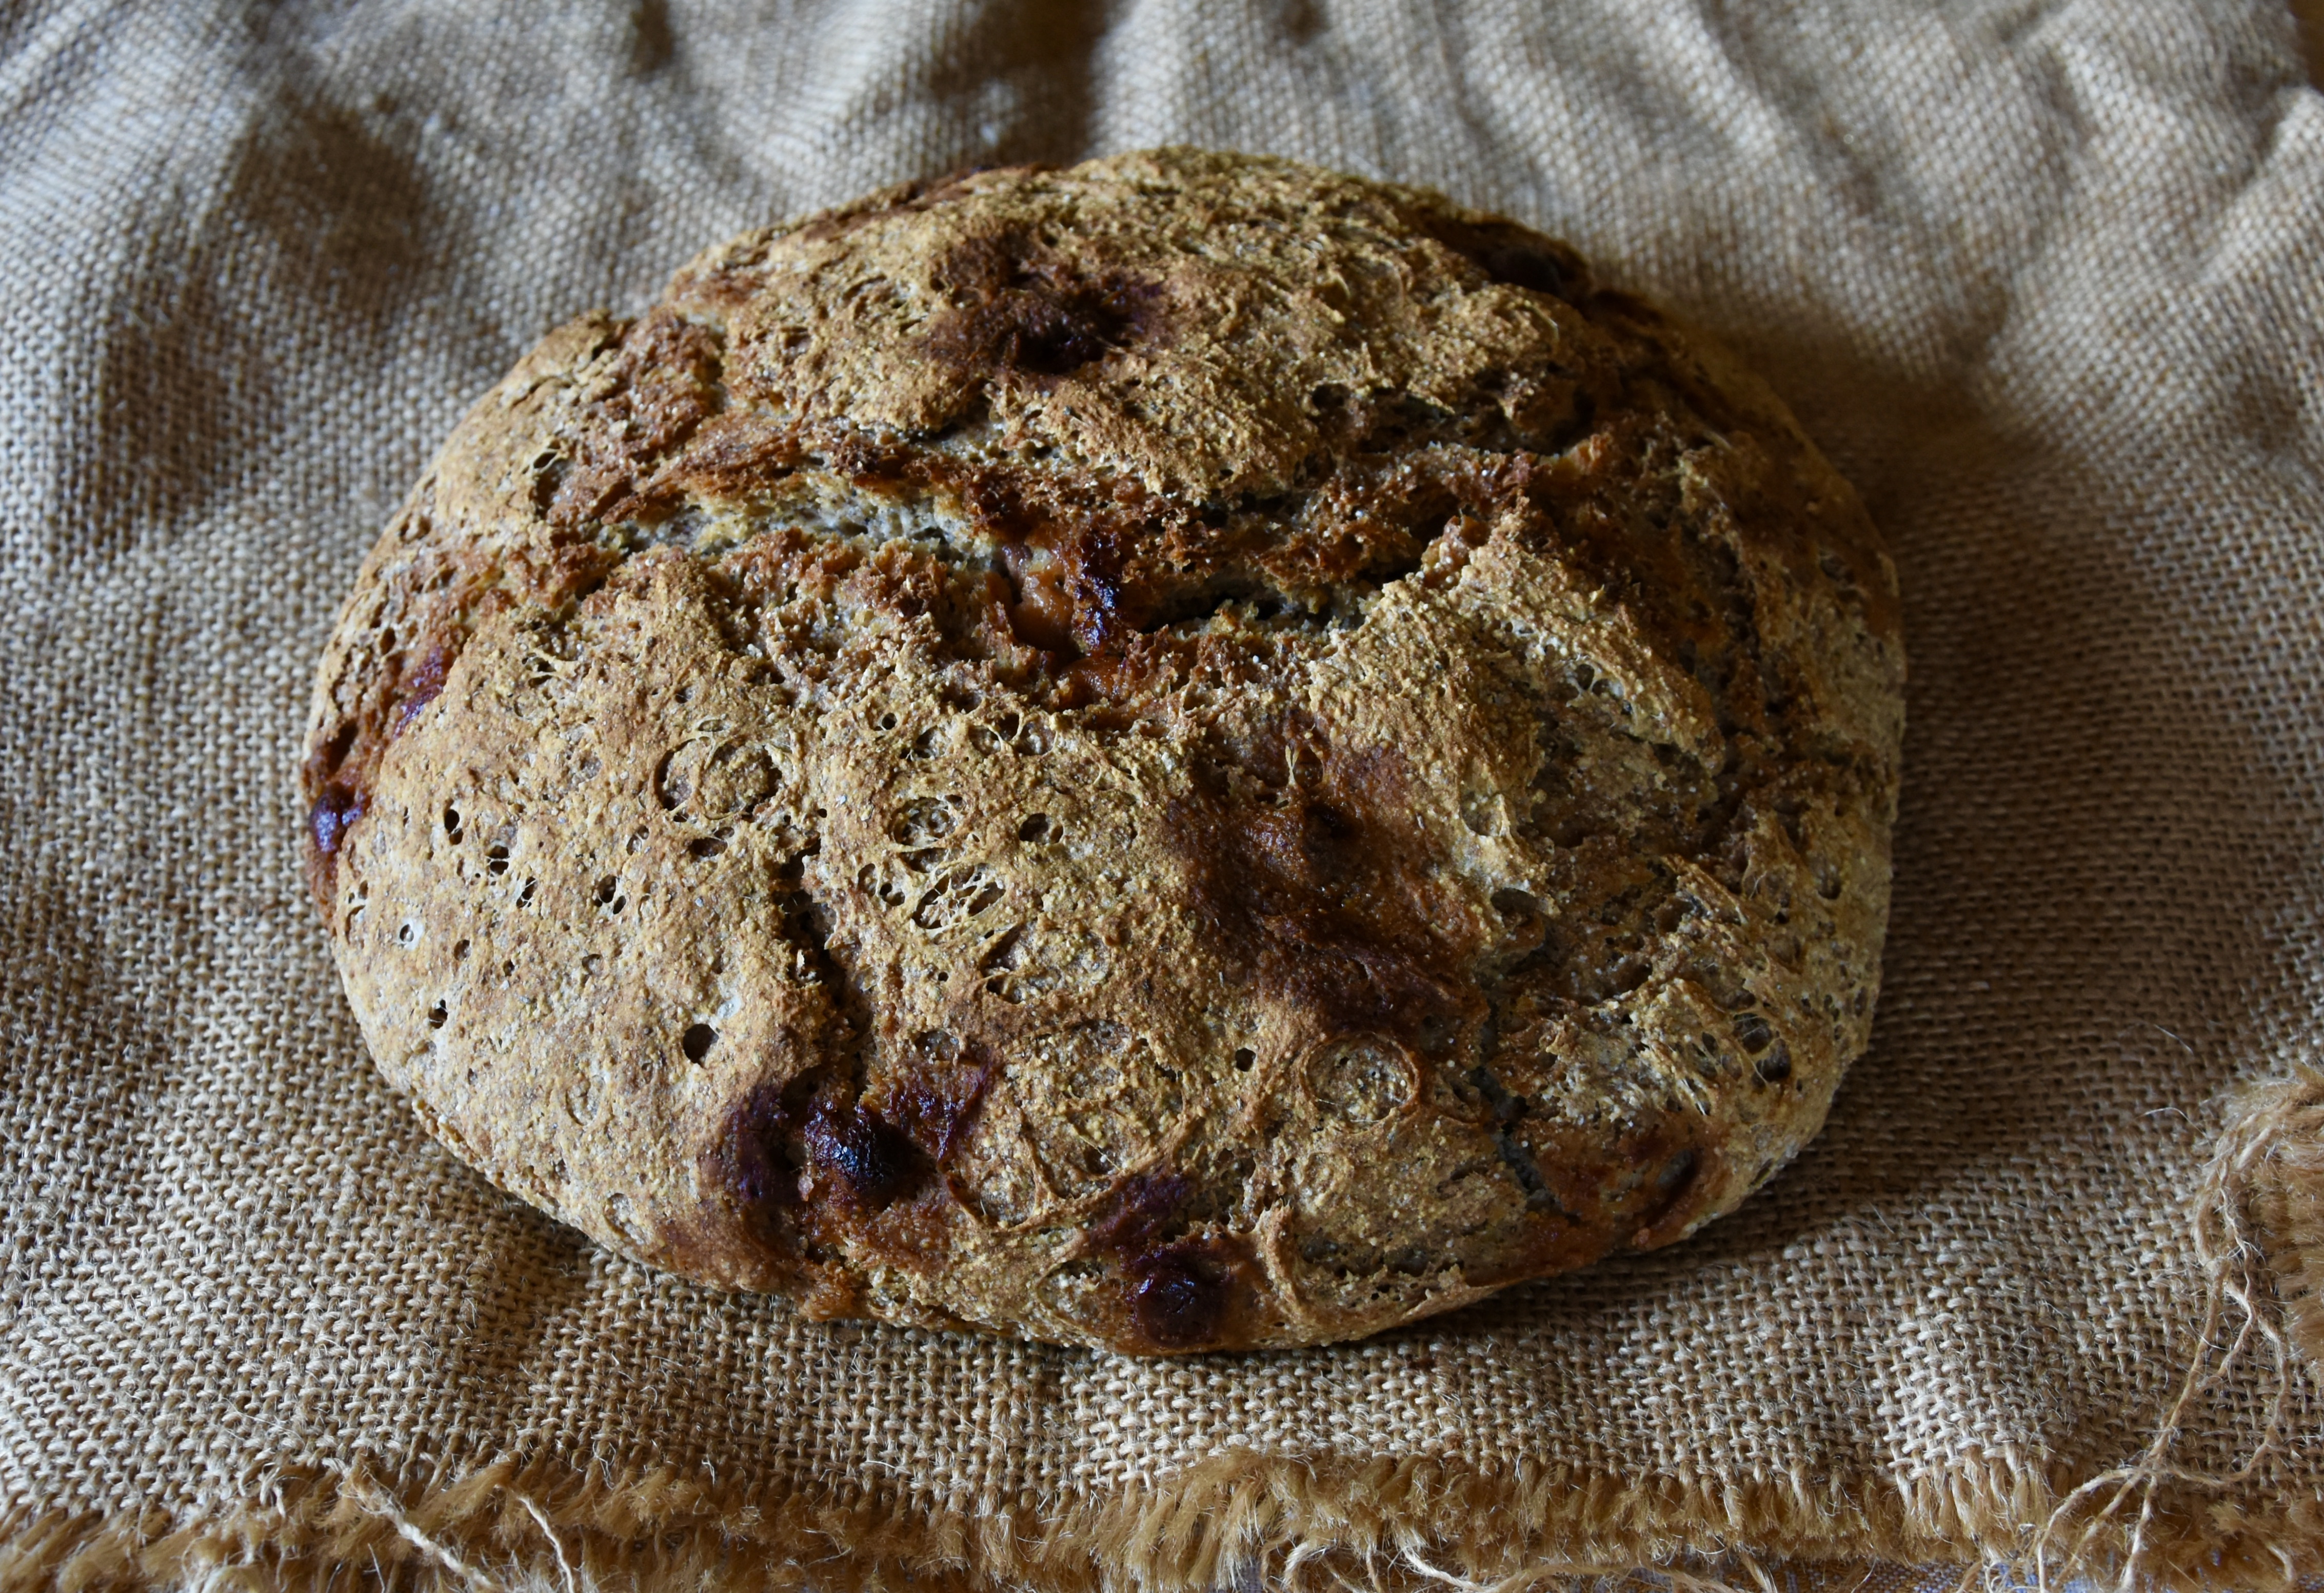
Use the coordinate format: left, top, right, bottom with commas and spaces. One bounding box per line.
3, 2, 2321, 1589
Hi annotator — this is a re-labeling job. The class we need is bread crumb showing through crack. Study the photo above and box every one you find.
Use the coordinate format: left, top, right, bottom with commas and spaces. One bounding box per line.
301, 148, 1904, 1354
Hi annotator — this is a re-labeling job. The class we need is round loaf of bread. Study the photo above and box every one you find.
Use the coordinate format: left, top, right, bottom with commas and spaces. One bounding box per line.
302, 148, 1903, 1353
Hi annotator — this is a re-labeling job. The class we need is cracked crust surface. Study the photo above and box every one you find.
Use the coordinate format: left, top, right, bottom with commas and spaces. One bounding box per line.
301, 148, 1903, 1353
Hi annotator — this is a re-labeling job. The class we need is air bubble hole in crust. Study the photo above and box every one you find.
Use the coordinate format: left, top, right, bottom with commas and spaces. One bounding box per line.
890, 795, 959, 845
858, 864, 908, 907
1017, 813, 1055, 844
912, 867, 1005, 932
682, 1024, 718, 1063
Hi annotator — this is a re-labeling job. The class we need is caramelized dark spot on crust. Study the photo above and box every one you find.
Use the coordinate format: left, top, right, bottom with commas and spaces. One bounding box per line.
1080, 1177, 1252, 1351
1167, 741, 1483, 1057
804, 1100, 923, 1210
301, 713, 366, 910
881, 1041, 1000, 1165
725, 1082, 801, 1224
1055, 529, 1129, 655
1084, 1170, 1193, 1256
924, 227, 1165, 383
963, 477, 1166, 665
997, 542, 1079, 654
307, 782, 366, 901
1126, 1240, 1229, 1349
393, 644, 450, 734
307, 719, 358, 789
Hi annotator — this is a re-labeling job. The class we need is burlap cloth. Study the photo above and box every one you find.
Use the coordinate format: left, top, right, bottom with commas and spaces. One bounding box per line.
5, 2, 2322, 1589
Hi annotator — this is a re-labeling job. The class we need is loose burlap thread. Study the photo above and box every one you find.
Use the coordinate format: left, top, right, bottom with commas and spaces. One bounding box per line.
3, 2, 2320, 1589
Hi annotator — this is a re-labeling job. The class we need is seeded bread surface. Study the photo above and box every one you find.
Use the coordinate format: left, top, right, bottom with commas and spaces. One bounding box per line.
302, 148, 1904, 1353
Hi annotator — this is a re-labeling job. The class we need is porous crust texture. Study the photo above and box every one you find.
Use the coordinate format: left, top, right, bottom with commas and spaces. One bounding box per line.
301, 149, 1904, 1354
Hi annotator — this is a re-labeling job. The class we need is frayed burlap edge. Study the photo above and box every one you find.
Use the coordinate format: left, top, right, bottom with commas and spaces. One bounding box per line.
7, 1071, 2319, 1593
2003, 1059, 2320, 1593
2243, 1062, 2324, 1373
1, 1439, 2315, 1593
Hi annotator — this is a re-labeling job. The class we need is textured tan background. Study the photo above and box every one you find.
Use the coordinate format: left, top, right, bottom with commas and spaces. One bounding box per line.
2, 1, 2321, 1589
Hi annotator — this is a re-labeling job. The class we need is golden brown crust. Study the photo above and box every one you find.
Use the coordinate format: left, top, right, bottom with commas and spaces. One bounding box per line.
301, 148, 1904, 1352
